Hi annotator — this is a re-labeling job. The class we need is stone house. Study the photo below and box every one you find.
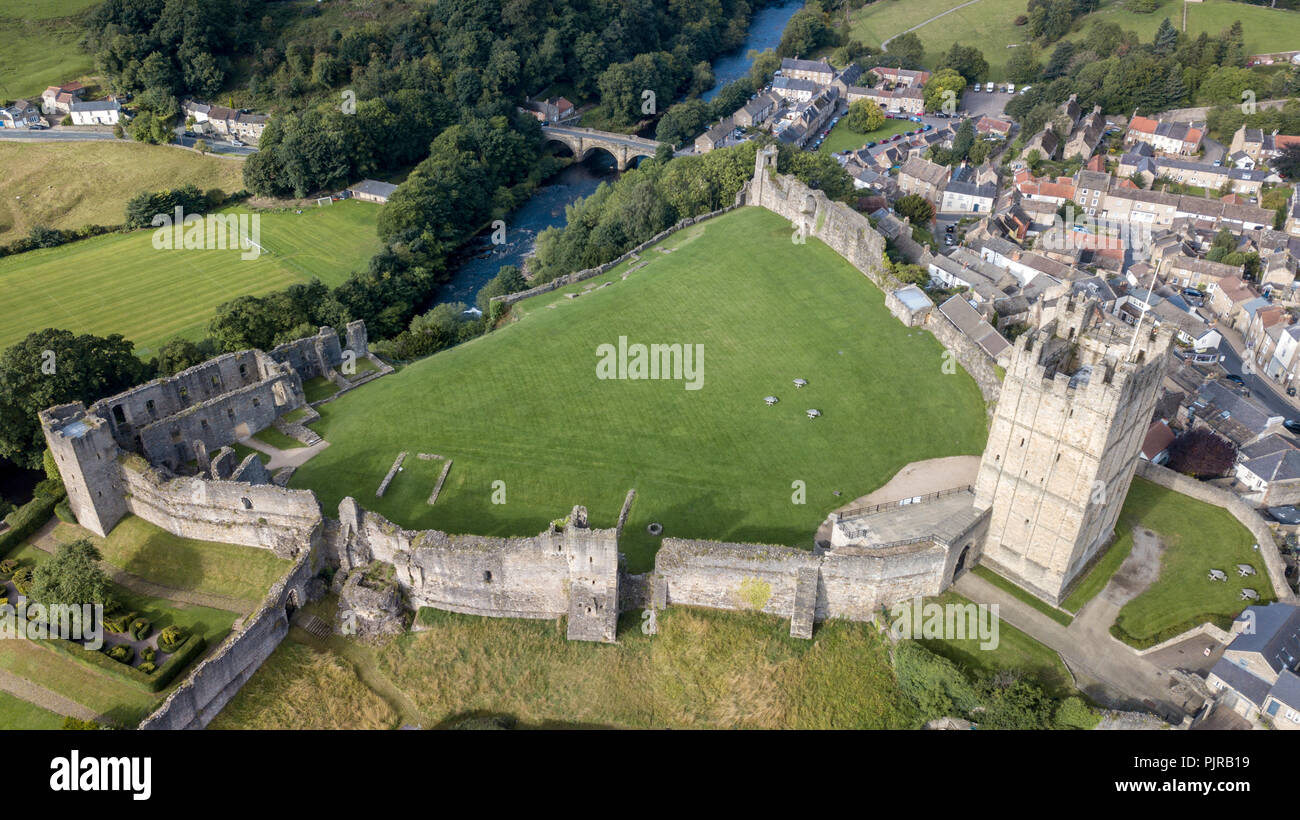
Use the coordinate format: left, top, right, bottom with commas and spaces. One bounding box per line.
896, 156, 950, 204
0, 99, 41, 128
1207, 604, 1300, 728
1125, 116, 1204, 156
733, 92, 778, 128
40, 82, 84, 116
69, 100, 120, 126
780, 58, 836, 86
695, 118, 732, 154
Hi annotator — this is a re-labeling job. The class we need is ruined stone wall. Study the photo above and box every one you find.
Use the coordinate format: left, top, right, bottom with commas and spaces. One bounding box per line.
135, 377, 299, 469
652, 528, 978, 626
329, 500, 620, 641
922, 310, 1005, 407
121, 457, 323, 557
139, 550, 317, 730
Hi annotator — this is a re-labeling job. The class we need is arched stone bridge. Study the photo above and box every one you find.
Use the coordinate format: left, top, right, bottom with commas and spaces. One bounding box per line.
541, 125, 662, 171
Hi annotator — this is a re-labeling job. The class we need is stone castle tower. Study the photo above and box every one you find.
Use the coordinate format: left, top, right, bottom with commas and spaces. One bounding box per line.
974, 297, 1173, 604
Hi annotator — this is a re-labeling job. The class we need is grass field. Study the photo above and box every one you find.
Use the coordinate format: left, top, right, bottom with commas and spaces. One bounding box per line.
849, 0, 1033, 80
46, 516, 291, 606
973, 564, 1074, 626
214, 603, 919, 729
849, 0, 1300, 81
0, 1, 97, 100
922, 591, 1075, 698
0, 200, 383, 356
290, 207, 989, 571
0, 689, 64, 729
819, 116, 915, 155
0, 142, 247, 243
1070, 0, 1300, 57
1112, 477, 1272, 647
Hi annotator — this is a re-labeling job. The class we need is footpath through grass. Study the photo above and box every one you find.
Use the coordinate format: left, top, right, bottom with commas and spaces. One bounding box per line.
291, 206, 989, 571
1111, 477, 1270, 648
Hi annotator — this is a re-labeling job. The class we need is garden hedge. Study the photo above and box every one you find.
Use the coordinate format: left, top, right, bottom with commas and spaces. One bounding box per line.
0, 488, 64, 556
44, 634, 207, 692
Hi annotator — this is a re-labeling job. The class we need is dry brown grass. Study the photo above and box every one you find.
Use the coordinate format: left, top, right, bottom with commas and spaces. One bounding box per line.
0, 141, 245, 242
207, 640, 397, 730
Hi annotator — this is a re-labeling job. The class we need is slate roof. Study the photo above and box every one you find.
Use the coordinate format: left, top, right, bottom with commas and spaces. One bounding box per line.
1211, 657, 1271, 707
1230, 604, 1300, 673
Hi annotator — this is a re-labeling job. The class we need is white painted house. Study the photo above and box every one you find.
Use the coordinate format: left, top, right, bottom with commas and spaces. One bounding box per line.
69, 99, 120, 126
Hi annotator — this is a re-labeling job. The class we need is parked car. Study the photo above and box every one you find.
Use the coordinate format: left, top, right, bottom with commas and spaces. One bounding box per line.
1225, 374, 1246, 387
867, 141, 877, 148
1289, 386, 1297, 397
945, 224, 955, 233
1007, 84, 1015, 94
230, 138, 245, 147
985, 82, 995, 92
1286, 419, 1300, 434
1270, 505, 1300, 525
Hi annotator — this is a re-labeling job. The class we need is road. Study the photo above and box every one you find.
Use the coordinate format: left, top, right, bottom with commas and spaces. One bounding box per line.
1217, 335, 1299, 421
0, 126, 255, 157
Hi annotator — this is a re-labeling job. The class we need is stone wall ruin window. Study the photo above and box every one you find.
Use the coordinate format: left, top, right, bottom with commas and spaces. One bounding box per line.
112, 404, 126, 426
239, 363, 248, 379
241, 497, 253, 510
483, 571, 492, 583
145, 399, 156, 418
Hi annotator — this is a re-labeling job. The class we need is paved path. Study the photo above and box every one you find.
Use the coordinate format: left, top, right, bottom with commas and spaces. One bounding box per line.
815, 456, 979, 544
0, 667, 106, 723
29, 520, 249, 613
954, 571, 1187, 718
241, 437, 329, 471
881, 0, 985, 49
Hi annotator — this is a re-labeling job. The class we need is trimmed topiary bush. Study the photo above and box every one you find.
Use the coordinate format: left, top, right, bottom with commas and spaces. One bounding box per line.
107, 644, 134, 665
0, 558, 18, 581
137, 662, 157, 675
129, 618, 151, 641
103, 611, 138, 635
11, 567, 33, 596
141, 646, 155, 663
158, 625, 188, 653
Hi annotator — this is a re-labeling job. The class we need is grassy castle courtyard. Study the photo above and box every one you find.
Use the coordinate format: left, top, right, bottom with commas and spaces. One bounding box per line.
290, 206, 989, 570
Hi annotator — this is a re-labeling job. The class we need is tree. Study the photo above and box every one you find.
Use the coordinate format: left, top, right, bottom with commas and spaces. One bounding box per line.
884, 32, 925, 69
1275, 143, 1300, 180
1166, 428, 1237, 478
1153, 17, 1179, 56
154, 337, 206, 376
937, 43, 989, 84
0, 329, 148, 469
28, 538, 113, 611
923, 69, 967, 114
476, 265, 528, 314
194, 139, 209, 155
1007, 45, 1043, 85
895, 193, 935, 225
845, 98, 885, 134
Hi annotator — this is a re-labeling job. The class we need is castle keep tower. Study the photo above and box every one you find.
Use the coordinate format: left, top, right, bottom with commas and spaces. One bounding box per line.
974, 298, 1172, 604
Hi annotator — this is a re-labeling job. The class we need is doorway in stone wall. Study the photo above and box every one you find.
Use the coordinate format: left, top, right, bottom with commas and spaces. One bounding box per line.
953, 545, 972, 581
285, 589, 299, 620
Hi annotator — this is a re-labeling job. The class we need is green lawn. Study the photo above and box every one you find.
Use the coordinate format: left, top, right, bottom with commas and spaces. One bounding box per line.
303, 376, 340, 403
290, 207, 989, 571
0, 2, 97, 100
0, 201, 382, 356
973, 565, 1074, 626
1111, 477, 1273, 648
849, 0, 1300, 81
252, 427, 308, 451
0, 690, 65, 730
849, 0, 1035, 80
48, 516, 290, 606
819, 117, 916, 155
1070, 0, 1300, 58
921, 591, 1076, 698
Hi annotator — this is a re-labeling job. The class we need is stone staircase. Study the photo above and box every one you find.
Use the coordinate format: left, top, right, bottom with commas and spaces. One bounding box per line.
293, 612, 332, 640
790, 567, 818, 639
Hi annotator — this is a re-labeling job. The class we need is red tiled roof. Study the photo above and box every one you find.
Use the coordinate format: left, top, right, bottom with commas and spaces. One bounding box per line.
1129, 115, 1158, 134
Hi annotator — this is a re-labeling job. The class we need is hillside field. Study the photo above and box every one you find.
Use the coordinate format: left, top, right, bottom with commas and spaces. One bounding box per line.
290, 206, 989, 571
0, 200, 383, 356
0, 1, 98, 100
0, 141, 248, 243
849, 0, 1300, 80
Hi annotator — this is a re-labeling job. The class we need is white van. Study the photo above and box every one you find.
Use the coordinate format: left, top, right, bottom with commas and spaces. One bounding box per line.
1006, 83, 1015, 94
985, 82, 995, 93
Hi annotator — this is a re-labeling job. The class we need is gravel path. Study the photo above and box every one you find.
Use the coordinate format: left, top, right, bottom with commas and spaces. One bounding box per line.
0, 667, 106, 723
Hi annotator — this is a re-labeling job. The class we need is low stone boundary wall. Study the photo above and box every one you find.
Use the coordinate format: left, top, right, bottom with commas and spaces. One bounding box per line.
1135, 460, 1296, 603
493, 204, 745, 307
1135, 621, 1234, 656
139, 550, 316, 729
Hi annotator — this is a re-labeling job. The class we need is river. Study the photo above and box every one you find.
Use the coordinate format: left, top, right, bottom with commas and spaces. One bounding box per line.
436, 0, 803, 308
